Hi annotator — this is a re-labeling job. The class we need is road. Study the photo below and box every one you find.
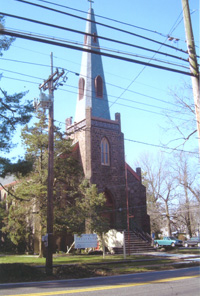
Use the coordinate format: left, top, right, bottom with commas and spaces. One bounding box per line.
0, 267, 199, 296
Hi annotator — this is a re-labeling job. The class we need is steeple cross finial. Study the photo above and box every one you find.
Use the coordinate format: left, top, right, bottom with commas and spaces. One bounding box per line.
88, 0, 94, 9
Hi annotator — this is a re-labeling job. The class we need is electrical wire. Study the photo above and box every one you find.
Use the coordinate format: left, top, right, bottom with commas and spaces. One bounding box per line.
108, 4, 199, 112
24, 113, 198, 155
1, 3, 198, 179
1, 71, 195, 123
0, 29, 194, 77
59, 82, 194, 118
0, 53, 195, 125
1, 25, 190, 70
36, 0, 197, 53
124, 138, 198, 155
14, 0, 190, 55
35, 0, 175, 39
0, 56, 190, 109
1, 12, 190, 63
0, 57, 52, 69
0, 67, 42, 80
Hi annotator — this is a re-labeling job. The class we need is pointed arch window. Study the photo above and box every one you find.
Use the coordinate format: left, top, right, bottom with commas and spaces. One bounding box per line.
84, 34, 87, 45
95, 75, 103, 98
93, 32, 97, 43
79, 77, 85, 100
101, 137, 110, 165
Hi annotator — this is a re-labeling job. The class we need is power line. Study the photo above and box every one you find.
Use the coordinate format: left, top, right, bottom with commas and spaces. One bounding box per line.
34, 0, 198, 53
0, 29, 195, 77
0, 57, 52, 69
106, 81, 179, 107
2, 26, 189, 71
59, 82, 193, 119
1, 12, 190, 63
3, 100, 194, 156
0, 57, 175, 106
109, 4, 198, 113
0, 67, 42, 80
35, 0, 174, 39
0, 55, 195, 123
0, 56, 185, 108
15, 0, 190, 55
56, 87, 194, 122
124, 138, 198, 155
111, 101, 193, 121
2, 75, 40, 85
1, 73, 195, 123
40, 117, 198, 155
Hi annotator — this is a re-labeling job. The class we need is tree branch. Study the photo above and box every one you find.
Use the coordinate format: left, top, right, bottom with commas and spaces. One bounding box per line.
0, 182, 30, 202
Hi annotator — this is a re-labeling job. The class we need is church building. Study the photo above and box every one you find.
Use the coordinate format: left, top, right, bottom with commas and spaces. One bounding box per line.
66, 6, 150, 235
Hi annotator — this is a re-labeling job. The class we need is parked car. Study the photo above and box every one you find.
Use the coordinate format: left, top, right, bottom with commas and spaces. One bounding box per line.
154, 236, 182, 248
184, 237, 200, 248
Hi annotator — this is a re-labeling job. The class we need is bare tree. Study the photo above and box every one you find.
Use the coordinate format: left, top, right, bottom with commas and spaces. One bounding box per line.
138, 153, 177, 236
163, 83, 198, 153
172, 153, 200, 236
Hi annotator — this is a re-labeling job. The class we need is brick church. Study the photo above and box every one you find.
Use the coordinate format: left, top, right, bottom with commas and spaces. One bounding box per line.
66, 6, 150, 235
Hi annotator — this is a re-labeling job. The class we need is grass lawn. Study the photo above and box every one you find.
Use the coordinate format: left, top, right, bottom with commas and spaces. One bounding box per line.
1, 247, 199, 265
0, 254, 160, 265
166, 248, 200, 255
0, 249, 199, 283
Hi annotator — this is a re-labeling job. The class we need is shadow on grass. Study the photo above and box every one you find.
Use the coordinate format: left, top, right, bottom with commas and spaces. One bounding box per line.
0, 264, 48, 283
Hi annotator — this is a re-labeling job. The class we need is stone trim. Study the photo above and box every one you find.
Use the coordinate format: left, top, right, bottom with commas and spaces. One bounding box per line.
91, 118, 120, 131
66, 119, 86, 135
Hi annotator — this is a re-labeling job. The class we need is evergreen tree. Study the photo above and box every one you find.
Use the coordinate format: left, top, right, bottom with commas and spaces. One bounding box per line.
2, 110, 49, 254
55, 180, 110, 236
2, 109, 82, 255
0, 16, 33, 177
2, 109, 109, 254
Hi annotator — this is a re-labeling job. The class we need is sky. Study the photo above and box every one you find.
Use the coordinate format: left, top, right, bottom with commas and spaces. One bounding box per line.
0, 0, 199, 173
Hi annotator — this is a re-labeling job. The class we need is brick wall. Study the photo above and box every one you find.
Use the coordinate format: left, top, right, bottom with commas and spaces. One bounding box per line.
68, 110, 150, 233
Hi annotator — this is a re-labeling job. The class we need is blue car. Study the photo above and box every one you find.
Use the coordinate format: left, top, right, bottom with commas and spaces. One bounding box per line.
154, 236, 182, 248
184, 237, 200, 248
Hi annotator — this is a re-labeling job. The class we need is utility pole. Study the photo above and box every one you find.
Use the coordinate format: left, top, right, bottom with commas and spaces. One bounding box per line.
46, 52, 54, 276
39, 53, 65, 275
182, 0, 200, 156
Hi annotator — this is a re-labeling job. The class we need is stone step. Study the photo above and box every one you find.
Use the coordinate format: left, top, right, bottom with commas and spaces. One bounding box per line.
116, 230, 154, 253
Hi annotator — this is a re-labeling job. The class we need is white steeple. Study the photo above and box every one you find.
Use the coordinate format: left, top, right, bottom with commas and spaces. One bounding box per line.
74, 6, 110, 123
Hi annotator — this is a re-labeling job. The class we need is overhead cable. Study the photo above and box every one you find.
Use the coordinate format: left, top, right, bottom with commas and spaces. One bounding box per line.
15, 0, 189, 55
0, 58, 187, 107
1, 75, 193, 122
35, 0, 175, 38
124, 138, 198, 155
1, 12, 190, 63
0, 56, 187, 107
0, 29, 195, 77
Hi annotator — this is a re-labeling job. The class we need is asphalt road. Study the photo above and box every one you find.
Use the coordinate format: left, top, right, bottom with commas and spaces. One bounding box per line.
0, 267, 199, 296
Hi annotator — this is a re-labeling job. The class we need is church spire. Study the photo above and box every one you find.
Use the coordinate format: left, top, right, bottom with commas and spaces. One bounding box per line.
88, 0, 94, 9
74, 5, 110, 123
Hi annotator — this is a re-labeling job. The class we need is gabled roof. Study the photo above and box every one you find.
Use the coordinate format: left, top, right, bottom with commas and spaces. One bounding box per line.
125, 162, 141, 182
0, 180, 18, 191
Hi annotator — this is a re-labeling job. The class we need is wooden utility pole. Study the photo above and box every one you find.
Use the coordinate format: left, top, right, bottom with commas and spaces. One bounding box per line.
39, 53, 65, 275
46, 52, 54, 275
182, 0, 200, 155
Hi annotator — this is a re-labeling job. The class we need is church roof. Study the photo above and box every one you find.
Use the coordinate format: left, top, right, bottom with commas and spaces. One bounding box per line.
74, 7, 111, 123
125, 163, 141, 182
